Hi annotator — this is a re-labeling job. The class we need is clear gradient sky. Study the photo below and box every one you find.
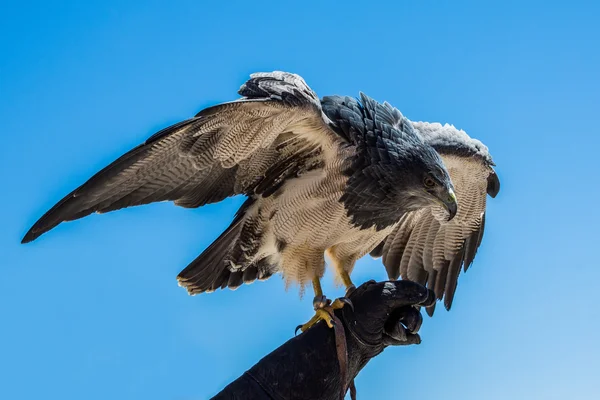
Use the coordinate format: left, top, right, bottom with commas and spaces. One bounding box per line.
2, 1, 599, 399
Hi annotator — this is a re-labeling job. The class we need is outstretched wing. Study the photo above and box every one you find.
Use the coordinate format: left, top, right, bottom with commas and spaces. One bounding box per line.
22, 72, 343, 243
371, 122, 500, 315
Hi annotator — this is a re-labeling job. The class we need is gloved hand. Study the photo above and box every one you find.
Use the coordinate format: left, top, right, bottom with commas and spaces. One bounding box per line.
342, 279, 435, 350
212, 280, 434, 400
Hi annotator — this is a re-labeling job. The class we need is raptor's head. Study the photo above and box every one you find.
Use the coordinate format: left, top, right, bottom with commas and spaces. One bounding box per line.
331, 94, 458, 229
399, 142, 457, 222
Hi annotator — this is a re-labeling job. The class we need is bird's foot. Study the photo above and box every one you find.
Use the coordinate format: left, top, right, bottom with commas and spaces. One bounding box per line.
295, 295, 353, 334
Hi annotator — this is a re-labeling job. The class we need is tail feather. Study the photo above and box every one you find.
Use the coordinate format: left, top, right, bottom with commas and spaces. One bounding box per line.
242, 266, 258, 283
176, 200, 279, 295
177, 218, 243, 295
226, 271, 244, 290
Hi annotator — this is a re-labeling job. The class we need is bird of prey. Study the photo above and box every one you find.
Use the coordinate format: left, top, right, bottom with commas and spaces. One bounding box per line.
22, 71, 458, 329
370, 122, 500, 315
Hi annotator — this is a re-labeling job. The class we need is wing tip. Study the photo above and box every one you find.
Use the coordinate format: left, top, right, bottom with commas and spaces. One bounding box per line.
487, 171, 500, 198
425, 303, 436, 317
21, 236, 33, 244
21, 226, 43, 244
21, 213, 64, 244
443, 298, 453, 311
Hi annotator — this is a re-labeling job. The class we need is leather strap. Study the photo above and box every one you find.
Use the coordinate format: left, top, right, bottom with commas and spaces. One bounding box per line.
330, 311, 355, 400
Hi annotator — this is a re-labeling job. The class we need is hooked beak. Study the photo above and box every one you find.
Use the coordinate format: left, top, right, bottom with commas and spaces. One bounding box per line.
442, 188, 458, 221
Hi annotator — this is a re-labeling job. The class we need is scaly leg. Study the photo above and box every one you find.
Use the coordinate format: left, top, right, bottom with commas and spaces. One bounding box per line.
326, 248, 356, 298
339, 270, 356, 297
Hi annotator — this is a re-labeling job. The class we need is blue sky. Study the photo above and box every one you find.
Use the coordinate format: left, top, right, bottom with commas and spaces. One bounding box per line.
1, 1, 599, 399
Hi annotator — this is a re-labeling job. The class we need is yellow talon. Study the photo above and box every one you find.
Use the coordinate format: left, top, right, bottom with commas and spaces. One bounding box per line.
330, 298, 348, 310
316, 309, 335, 328
299, 308, 335, 332
296, 277, 354, 333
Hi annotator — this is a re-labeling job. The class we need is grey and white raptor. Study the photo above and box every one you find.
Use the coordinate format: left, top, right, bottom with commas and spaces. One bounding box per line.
22, 71, 466, 327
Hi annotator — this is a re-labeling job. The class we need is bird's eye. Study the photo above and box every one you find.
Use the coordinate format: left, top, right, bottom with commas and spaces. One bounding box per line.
424, 177, 436, 188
